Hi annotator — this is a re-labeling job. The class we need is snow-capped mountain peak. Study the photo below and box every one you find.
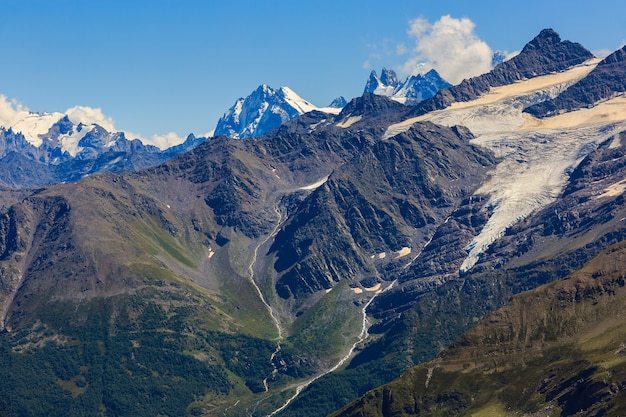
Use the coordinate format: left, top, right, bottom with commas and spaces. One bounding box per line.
279, 86, 318, 114
363, 67, 452, 105
214, 84, 342, 139
364, 68, 399, 97
0, 108, 65, 148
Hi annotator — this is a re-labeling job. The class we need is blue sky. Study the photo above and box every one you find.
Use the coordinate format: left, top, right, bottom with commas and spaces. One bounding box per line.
1, 0, 625, 147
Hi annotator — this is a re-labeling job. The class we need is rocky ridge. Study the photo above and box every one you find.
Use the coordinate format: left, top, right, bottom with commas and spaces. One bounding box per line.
0, 29, 624, 417
525, 44, 626, 117
409, 28, 594, 117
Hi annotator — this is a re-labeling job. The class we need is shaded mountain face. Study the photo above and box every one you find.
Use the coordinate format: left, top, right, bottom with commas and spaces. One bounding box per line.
524, 44, 626, 117
409, 28, 594, 117
270, 121, 494, 300
332, 240, 626, 417
0, 116, 205, 188
0, 29, 625, 417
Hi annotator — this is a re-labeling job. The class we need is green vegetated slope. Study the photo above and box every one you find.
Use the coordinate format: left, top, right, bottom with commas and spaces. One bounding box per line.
0, 175, 282, 416
1, 28, 626, 417
0, 103, 490, 416
332, 240, 626, 417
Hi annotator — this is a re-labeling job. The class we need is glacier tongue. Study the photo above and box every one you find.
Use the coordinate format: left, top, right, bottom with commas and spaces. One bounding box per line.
460, 122, 625, 272
384, 59, 626, 273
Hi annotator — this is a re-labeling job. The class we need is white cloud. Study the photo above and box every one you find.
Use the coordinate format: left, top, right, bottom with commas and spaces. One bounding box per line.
65, 105, 185, 149
0, 95, 30, 126
399, 15, 494, 84
146, 132, 186, 149
65, 105, 117, 132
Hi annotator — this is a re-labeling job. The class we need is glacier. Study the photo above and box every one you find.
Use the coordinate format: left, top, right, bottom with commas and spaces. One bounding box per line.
384, 58, 626, 273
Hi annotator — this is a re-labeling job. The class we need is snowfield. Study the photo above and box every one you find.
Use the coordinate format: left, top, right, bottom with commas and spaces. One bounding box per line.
385, 59, 626, 272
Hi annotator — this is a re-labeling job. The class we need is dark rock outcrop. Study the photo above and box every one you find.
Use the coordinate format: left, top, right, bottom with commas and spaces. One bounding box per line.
525, 45, 626, 117
270, 122, 495, 299
408, 29, 594, 117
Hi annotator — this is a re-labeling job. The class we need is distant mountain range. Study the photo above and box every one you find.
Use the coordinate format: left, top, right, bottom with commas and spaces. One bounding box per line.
363, 67, 452, 104
214, 69, 451, 139
0, 111, 205, 188
1, 27, 626, 417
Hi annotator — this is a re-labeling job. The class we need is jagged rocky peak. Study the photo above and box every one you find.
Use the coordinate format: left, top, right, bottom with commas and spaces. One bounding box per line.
328, 96, 348, 108
364, 68, 400, 95
380, 68, 399, 86
521, 27, 562, 52
364, 67, 451, 104
397, 69, 452, 104
214, 83, 340, 139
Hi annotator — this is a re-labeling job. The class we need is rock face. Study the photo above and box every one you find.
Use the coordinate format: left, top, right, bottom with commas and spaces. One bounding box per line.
0, 29, 625, 417
409, 28, 594, 116
525, 44, 626, 117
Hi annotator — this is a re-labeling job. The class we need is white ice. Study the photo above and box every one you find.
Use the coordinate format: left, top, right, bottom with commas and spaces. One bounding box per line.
382, 59, 626, 273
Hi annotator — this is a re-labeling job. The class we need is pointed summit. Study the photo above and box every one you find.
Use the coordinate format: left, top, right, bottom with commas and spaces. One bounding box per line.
328, 96, 348, 108
379, 68, 399, 88
214, 84, 339, 139
363, 67, 451, 104
522, 28, 562, 52
363, 68, 399, 96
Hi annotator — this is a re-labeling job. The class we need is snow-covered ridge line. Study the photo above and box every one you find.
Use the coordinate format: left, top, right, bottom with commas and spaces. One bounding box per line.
383, 58, 600, 140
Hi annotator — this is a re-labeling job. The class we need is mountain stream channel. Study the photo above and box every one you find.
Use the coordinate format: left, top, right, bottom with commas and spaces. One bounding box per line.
240, 180, 437, 417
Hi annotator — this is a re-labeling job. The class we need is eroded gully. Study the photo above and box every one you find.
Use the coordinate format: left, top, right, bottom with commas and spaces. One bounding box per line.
247, 182, 439, 417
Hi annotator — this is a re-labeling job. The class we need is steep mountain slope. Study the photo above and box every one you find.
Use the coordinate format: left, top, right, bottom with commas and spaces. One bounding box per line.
0, 29, 625, 417
332, 240, 626, 417
525, 44, 626, 117
408, 28, 594, 117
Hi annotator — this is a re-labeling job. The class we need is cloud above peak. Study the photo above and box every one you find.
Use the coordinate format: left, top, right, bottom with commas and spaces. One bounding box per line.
65, 105, 117, 132
0, 95, 30, 126
0, 96, 186, 150
399, 15, 494, 84
65, 106, 186, 149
